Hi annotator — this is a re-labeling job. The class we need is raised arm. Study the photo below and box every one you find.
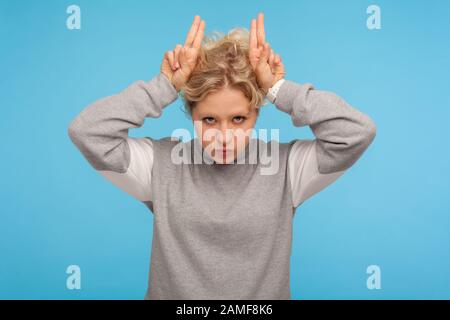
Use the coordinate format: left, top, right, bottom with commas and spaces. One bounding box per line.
275, 79, 376, 207
67, 73, 178, 201
68, 15, 205, 203
250, 12, 376, 208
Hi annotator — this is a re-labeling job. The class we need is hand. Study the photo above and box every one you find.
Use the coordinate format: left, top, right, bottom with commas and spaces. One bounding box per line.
249, 13, 285, 95
160, 15, 206, 92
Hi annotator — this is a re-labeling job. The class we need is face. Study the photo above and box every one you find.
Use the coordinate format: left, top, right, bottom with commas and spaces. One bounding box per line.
191, 87, 258, 164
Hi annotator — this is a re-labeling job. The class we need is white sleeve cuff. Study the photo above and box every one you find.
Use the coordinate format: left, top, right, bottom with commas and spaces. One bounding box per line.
266, 78, 286, 103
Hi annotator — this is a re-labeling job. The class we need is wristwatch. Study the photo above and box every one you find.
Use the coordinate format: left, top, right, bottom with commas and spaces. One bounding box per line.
266, 78, 285, 104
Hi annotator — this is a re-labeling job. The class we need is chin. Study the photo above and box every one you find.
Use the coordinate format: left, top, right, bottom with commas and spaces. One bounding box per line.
212, 154, 236, 164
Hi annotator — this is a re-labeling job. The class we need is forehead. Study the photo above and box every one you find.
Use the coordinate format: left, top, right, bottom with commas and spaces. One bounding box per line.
194, 87, 251, 117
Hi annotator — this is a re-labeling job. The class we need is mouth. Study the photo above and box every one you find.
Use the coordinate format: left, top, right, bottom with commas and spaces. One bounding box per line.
216, 149, 233, 156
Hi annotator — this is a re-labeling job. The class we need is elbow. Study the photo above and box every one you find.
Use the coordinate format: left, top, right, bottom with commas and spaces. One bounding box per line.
67, 115, 86, 149
360, 115, 377, 149
362, 116, 377, 147
67, 119, 77, 142
316, 116, 377, 174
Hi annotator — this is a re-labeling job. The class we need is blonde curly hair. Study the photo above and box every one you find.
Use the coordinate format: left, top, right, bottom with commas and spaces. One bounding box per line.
179, 27, 268, 118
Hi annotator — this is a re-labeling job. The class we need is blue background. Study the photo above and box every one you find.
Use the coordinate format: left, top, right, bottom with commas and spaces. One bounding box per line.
1, 0, 449, 299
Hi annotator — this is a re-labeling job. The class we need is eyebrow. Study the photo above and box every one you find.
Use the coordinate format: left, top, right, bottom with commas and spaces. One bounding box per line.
199, 110, 251, 118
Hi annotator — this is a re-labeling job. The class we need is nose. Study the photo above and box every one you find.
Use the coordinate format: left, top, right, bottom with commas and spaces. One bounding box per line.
216, 125, 233, 146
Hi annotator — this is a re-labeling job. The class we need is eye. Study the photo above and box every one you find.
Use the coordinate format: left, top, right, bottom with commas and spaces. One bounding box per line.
202, 117, 215, 125
233, 116, 246, 124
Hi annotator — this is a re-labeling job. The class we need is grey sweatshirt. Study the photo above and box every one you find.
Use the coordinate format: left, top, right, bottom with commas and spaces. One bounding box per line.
68, 73, 376, 299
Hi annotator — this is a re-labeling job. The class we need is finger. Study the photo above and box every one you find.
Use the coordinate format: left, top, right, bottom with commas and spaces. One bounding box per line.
275, 62, 286, 78
179, 46, 190, 67
275, 54, 281, 64
257, 12, 265, 45
174, 44, 182, 68
258, 43, 270, 65
249, 45, 261, 70
250, 19, 257, 49
192, 20, 205, 49
269, 49, 275, 66
274, 56, 285, 75
184, 15, 201, 47
264, 43, 271, 60
166, 51, 176, 70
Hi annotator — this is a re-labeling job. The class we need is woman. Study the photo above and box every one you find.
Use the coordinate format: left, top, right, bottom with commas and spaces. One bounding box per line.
68, 13, 377, 299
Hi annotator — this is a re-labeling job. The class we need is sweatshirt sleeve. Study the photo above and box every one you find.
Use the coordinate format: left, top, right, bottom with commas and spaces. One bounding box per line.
273, 79, 377, 208
68, 73, 178, 202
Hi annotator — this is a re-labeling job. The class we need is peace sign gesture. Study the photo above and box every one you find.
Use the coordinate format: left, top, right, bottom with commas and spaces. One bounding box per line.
161, 15, 206, 92
249, 13, 285, 94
